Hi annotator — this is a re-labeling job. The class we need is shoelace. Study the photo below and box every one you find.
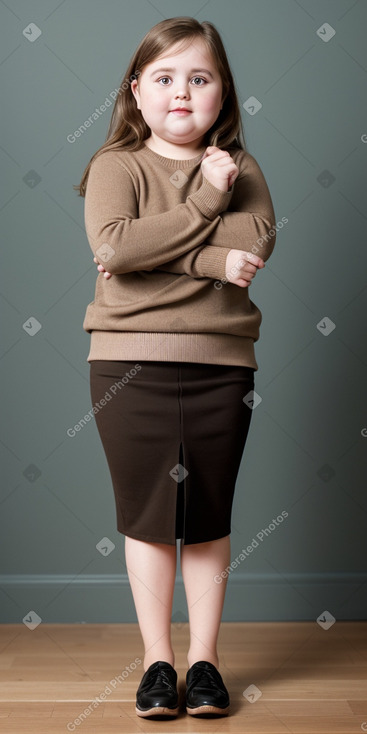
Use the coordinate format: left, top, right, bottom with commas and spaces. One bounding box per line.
189, 666, 223, 690
149, 666, 175, 690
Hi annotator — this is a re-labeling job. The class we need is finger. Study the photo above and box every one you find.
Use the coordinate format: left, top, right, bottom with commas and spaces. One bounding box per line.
201, 146, 219, 161
205, 153, 232, 166
240, 263, 257, 275
246, 252, 265, 268
237, 278, 251, 287
243, 252, 265, 269
202, 149, 230, 164
235, 260, 256, 276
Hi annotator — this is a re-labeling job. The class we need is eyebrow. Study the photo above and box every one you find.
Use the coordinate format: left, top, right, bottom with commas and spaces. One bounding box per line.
149, 67, 214, 79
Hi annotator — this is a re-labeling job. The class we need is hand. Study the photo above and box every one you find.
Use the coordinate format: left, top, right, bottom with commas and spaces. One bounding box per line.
93, 256, 112, 278
224, 250, 265, 287
200, 146, 239, 192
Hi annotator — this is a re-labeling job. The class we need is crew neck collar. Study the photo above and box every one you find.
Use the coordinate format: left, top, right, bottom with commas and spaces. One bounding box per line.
140, 143, 206, 168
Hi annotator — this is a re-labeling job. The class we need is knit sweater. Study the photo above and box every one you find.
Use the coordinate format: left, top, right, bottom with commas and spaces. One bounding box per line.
82, 143, 276, 369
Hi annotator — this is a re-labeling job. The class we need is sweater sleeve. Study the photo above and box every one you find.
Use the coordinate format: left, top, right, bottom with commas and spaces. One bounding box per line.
201, 152, 277, 263
153, 151, 276, 280
84, 152, 233, 275
153, 244, 231, 280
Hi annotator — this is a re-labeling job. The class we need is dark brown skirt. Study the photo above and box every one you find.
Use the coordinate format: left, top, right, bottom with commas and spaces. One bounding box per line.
89, 360, 255, 545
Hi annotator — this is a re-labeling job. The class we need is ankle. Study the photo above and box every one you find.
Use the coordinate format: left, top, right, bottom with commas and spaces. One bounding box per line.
144, 651, 175, 671
187, 651, 219, 669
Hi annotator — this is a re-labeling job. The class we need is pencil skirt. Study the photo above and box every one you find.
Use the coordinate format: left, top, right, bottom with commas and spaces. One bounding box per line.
89, 360, 255, 545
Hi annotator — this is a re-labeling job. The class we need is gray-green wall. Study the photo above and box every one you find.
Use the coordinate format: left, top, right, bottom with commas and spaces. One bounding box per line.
1, 0, 366, 624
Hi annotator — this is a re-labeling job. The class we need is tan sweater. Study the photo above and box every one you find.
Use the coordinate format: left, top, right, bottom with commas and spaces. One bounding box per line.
83, 143, 276, 369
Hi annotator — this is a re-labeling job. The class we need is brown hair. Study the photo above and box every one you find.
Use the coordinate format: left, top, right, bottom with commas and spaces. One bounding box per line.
74, 16, 247, 197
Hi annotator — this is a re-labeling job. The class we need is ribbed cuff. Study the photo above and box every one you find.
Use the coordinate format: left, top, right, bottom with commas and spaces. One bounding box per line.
187, 176, 233, 219
196, 247, 230, 280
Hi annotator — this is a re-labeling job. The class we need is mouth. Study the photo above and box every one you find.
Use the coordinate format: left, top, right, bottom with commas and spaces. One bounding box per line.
170, 108, 191, 114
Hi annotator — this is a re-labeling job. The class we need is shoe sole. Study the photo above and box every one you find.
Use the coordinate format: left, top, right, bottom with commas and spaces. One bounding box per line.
186, 704, 229, 716
135, 705, 179, 717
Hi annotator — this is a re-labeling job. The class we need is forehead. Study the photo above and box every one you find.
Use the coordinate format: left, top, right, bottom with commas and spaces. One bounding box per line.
146, 38, 216, 71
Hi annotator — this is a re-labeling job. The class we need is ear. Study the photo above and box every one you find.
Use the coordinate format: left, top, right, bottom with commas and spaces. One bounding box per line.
131, 79, 141, 109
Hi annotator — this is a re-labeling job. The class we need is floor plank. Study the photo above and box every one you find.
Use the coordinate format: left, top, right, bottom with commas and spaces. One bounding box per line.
0, 622, 366, 733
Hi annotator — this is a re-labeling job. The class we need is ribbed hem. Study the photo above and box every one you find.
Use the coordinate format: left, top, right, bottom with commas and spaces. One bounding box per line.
86, 331, 258, 370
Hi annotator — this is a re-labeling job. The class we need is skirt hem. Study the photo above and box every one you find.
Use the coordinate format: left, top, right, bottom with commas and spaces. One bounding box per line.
118, 527, 232, 546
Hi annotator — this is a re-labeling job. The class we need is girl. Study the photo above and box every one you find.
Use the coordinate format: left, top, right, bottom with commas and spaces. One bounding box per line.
75, 16, 276, 719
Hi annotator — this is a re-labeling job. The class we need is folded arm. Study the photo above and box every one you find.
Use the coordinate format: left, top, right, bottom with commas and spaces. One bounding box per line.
155, 151, 276, 280
84, 152, 233, 275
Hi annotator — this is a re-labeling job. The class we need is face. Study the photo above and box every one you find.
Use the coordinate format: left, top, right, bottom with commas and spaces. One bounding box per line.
131, 38, 223, 148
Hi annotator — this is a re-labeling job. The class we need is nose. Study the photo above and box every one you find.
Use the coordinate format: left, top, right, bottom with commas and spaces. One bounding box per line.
174, 81, 190, 100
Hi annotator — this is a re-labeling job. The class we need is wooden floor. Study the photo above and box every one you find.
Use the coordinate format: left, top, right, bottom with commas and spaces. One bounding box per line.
0, 622, 366, 732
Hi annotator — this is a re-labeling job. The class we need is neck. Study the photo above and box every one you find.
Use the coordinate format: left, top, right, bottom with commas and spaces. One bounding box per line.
144, 136, 206, 160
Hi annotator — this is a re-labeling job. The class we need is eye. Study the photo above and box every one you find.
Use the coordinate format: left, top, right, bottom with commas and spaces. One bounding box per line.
156, 76, 208, 86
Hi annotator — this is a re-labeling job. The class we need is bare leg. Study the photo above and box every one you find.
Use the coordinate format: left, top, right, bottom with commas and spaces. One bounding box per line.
125, 536, 177, 671
180, 535, 231, 668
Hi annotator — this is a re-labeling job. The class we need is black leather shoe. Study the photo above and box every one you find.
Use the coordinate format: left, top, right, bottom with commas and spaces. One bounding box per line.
135, 661, 179, 717
186, 660, 230, 715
